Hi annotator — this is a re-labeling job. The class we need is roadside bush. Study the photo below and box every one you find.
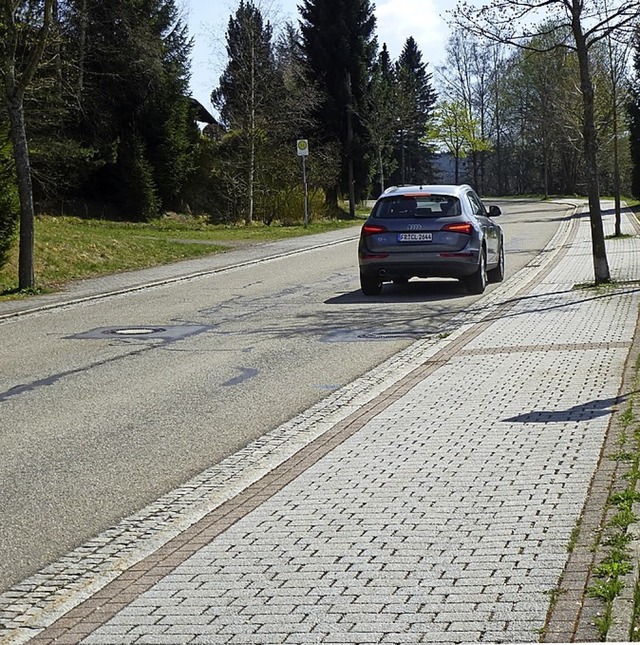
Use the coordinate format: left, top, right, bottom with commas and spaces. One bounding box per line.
261, 187, 329, 226
116, 133, 160, 221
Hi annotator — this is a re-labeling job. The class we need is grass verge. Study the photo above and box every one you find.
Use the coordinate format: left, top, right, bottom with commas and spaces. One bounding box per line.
0, 213, 364, 299
588, 351, 640, 640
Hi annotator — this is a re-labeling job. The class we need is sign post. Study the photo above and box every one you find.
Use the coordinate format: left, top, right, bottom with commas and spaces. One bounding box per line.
296, 139, 310, 227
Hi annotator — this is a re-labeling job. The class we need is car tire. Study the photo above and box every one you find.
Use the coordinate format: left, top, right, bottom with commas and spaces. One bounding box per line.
487, 242, 505, 283
360, 274, 383, 295
464, 249, 487, 294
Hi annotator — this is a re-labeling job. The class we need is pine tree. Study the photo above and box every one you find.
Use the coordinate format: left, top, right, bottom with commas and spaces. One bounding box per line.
68, 0, 196, 219
117, 131, 160, 221
138, 1, 197, 212
362, 44, 397, 195
212, 1, 280, 224
22, 1, 103, 211
392, 37, 437, 186
213, 2, 277, 129
299, 0, 377, 213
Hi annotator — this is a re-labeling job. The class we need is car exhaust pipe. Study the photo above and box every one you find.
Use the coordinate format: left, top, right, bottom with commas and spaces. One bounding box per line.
378, 269, 388, 277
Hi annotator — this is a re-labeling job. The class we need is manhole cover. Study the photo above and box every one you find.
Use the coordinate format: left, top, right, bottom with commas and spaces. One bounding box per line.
104, 327, 166, 336
69, 325, 210, 341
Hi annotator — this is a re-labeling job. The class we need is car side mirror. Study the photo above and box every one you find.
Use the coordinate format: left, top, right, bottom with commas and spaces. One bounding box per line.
489, 205, 501, 218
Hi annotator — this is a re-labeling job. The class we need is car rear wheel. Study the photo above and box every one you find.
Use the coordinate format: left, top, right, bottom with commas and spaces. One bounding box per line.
487, 242, 505, 283
360, 274, 383, 295
464, 249, 487, 294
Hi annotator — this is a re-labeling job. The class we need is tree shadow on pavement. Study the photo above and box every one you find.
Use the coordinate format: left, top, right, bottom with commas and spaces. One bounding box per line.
503, 393, 639, 423
475, 284, 640, 325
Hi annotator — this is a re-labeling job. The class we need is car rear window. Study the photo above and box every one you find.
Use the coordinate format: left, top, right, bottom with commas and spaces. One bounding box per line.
372, 195, 461, 219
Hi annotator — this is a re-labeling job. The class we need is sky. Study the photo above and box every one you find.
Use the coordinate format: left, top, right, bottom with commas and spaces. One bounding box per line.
181, 0, 452, 117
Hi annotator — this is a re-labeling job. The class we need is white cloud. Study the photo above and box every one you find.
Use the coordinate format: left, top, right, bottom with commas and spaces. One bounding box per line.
374, 0, 450, 67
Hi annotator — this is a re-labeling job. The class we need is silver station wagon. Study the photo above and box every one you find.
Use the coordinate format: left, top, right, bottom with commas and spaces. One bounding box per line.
358, 184, 505, 295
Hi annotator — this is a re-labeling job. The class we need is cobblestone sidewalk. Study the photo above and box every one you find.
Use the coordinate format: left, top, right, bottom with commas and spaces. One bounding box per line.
3, 204, 640, 644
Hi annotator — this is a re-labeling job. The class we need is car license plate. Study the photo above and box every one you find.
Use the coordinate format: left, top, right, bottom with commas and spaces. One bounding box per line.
397, 232, 432, 242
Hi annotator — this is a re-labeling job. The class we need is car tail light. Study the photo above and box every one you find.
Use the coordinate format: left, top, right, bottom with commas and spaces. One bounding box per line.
442, 222, 473, 235
361, 223, 388, 236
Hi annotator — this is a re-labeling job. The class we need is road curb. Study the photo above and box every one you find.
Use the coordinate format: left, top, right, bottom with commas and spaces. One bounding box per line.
0, 233, 360, 322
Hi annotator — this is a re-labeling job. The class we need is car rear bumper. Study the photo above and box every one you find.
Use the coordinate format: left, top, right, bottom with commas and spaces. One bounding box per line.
358, 250, 481, 280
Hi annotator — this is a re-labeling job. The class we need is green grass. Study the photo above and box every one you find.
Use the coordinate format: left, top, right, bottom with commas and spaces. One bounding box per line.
589, 349, 640, 640
0, 213, 364, 299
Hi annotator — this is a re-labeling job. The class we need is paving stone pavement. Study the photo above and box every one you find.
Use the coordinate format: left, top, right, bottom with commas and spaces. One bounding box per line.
3, 203, 640, 644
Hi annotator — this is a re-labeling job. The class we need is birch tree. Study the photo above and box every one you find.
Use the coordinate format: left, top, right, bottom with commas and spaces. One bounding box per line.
361, 44, 397, 194
630, 33, 640, 198
599, 32, 631, 234
212, 1, 278, 225
438, 31, 493, 191
455, 0, 640, 284
393, 37, 438, 186
431, 99, 491, 184
1, 0, 54, 289
299, 0, 377, 213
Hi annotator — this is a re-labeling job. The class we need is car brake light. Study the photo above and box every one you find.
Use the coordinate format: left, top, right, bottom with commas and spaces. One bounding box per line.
442, 222, 473, 235
362, 223, 388, 236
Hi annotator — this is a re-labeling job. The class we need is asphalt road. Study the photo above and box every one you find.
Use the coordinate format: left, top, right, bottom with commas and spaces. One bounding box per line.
0, 198, 570, 592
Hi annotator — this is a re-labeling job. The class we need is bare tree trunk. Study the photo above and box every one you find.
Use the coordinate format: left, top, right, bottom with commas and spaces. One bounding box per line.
52, 0, 63, 96
613, 116, 622, 237
77, 0, 88, 94
472, 150, 479, 190
613, 98, 622, 236
543, 143, 549, 199
607, 36, 623, 236
478, 87, 486, 193
247, 134, 255, 225
347, 116, 355, 216
247, 38, 256, 225
347, 159, 355, 216
399, 127, 406, 184
1, 0, 54, 290
346, 70, 355, 217
603, 0, 629, 236
494, 65, 503, 194
454, 148, 460, 184
6, 90, 35, 289
571, 10, 610, 284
